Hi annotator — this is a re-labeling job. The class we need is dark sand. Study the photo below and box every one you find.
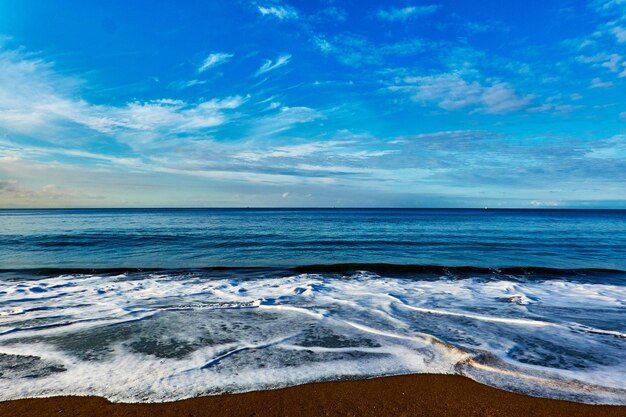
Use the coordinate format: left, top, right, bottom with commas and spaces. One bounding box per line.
1, 374, 624, 417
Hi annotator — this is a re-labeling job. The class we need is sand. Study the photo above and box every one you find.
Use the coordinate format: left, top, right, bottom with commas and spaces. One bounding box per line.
1, 374, 624, 417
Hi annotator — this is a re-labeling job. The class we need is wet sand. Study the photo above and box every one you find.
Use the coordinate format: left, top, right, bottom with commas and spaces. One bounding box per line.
1, 374, 623, 417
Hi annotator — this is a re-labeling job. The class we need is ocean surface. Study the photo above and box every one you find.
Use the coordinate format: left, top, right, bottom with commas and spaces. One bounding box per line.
0, 208, 625, 404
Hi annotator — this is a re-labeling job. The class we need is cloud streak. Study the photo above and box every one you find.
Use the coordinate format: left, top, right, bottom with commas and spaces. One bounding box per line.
314, 34, 426, 67
198, 52, 233, 72
377, 5, 440, 21
256, 54, 291, 75
257, 3, 298, 19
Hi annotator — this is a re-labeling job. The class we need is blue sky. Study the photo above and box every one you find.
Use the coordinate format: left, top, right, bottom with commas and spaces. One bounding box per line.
0, 0, 625, 207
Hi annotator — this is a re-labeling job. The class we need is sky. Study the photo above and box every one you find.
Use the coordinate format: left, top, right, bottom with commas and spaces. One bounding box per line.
0, 0, 625, 208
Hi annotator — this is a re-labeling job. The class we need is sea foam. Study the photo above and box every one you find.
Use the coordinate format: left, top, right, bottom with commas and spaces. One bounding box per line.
0, 270, 624, 404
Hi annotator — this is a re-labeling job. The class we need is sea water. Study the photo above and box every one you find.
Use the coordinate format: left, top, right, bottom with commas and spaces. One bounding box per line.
0, 208, 624, 403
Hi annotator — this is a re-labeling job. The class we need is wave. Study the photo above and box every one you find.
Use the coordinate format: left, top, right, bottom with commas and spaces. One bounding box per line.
291, 263, 626, 277
0, 269, 625, 403
2, 263, 624, 275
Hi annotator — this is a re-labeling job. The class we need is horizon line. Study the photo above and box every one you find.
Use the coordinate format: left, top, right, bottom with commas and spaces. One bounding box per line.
1, 207, 626, 211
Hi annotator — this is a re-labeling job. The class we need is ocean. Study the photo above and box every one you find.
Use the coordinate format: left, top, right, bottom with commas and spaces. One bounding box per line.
0, 209, 625, 403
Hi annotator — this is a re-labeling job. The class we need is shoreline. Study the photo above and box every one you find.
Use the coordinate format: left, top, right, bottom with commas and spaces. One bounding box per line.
1, 374, 623, 417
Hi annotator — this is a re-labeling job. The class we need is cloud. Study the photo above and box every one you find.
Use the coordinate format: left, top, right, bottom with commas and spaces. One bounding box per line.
313, 6, 347, 22
389, 73, 532, 114
173, 79, 208, 89
613, 26, 626, 43
111, 96, 245, 132
530, 200, 560, 207
314, 35, 426, 67
464, 20, 510, 34
247, 105, 322, 138
0, 44, 352, 199
592, 0, 626, 16
256, 54, 291, 75
590, 77, 615, 88
0, 48, 85, 136
377, 5, 440, 21
198, 52, 233, 72
0, 47, 244, 143
237, 140, 344, 162
0, 179, 97, 207
577, 52, 626, 78
257, 3, 298, 20
572, 4, 626, 80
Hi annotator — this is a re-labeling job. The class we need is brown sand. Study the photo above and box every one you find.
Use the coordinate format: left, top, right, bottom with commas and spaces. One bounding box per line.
1, 374, 624, 417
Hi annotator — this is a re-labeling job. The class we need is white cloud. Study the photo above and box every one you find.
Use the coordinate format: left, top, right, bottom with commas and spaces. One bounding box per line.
593, 0, 626, 16
390, 73, 531, 114
236, 140, 351, 162
257, 4, 298, 20
569, 3, 626, 86
603, 53, 623, 72
530, 200, 560, 207
314, 35, 426, 67
248, 106, 322, 138
613, 26, 626, 43
577, 52, 624, 72
0, 47, 244, 142
590, 77, 615, 88
377, 5, 440, 21
112, 96, 245, 132
256, 54, 291, 76
175, 79, 208, 89
584, 134, 626, 158
198, 52, 233, 72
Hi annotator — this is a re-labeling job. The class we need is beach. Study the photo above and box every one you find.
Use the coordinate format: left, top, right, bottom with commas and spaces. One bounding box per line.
1, 374, 624, 417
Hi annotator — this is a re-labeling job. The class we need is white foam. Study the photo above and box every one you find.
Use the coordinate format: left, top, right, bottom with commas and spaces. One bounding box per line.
0, 272, 624, 404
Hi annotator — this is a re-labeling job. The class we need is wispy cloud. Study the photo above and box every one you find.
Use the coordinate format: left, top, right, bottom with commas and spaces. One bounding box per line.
256, 54, 291, 75
257, 3, 298, 20
613, 26, 626, 43
108, 96, 245, 132
0, 46, 248, 152
198, 52, 233, 72
530, 200, 560, 207
314, 35, 426, 67
377, 5, 440, 21
577, 53, 626, 76
313, 6, 347, 22
389, 73, 532, 114
592, 0, 626, 17
569, 4, 626, 81
248, 105, 322, 137
590, 77, 615, 88
0, 179, 98, 207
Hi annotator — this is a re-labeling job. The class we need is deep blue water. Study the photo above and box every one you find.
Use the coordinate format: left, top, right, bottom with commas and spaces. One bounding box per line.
0, 209, 625, 403
1, 208, 626, 270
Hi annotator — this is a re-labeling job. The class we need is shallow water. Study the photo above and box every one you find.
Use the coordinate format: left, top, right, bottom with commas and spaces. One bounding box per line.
0, 209, 625, 403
